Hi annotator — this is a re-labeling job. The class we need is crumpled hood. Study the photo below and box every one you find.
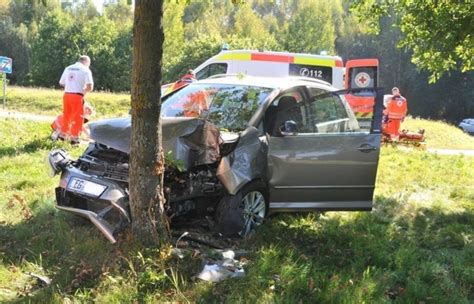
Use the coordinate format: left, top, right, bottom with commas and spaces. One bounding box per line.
88, 117, 221, 170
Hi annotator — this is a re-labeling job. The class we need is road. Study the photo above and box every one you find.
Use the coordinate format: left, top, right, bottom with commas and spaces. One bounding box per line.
0, 109, 55, 122
426, 148, 474, 157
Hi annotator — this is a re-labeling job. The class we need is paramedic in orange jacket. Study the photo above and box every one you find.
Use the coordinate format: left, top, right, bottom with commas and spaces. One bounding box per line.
59, 55, 94, 143
383, 87, 407, 139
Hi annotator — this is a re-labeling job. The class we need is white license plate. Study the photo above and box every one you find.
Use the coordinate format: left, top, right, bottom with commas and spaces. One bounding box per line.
67, 177, 107, 197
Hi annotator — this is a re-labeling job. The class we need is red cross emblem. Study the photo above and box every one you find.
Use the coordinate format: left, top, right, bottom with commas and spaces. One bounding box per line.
355, 72, 371, 88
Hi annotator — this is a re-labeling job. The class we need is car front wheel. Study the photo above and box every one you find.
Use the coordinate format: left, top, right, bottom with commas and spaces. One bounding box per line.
215, 180, 268, 237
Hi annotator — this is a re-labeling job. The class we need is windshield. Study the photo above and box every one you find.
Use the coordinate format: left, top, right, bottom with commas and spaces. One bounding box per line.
161, 83, 273, 132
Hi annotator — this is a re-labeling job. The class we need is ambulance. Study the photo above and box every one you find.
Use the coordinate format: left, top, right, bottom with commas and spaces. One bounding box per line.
164, 49, 379, 119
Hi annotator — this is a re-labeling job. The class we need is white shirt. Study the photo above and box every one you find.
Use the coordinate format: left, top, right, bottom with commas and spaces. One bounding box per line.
59, 62, 93, 94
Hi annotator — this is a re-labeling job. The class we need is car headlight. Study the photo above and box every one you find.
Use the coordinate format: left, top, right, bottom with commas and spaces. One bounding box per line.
47, 149, 71, 177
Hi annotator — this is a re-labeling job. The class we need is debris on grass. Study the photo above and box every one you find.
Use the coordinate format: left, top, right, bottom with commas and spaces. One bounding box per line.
197, 259, 245, 282
24, 272, 51, 286
171, 223, 250, 283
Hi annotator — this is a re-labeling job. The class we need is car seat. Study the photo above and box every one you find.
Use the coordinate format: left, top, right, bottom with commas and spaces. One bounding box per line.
265, 95, 300, 136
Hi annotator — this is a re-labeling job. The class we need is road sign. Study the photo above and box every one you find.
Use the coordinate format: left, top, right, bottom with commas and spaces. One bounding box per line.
0, 56, 13, 74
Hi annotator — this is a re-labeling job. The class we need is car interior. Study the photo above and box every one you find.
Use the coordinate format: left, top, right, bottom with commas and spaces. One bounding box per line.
263, 88, 353, 137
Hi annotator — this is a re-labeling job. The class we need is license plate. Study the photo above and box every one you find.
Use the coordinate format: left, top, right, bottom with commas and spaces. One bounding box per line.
67, 177, 107, 197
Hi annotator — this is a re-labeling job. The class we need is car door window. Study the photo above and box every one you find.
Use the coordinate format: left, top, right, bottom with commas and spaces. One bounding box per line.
309, 95, 350, 133
271, 92, 354, 135
307, 86, 326, 98
264, 90, 304, 136
196, 63, 228, 80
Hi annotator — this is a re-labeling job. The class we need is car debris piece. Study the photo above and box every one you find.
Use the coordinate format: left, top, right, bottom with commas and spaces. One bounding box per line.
197, 262, 245, 282
196, 250, 246, 283
25, 272, 52, 286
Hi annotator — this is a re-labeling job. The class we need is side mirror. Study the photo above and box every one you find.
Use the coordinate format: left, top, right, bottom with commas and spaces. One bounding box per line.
280, 120, 298, 136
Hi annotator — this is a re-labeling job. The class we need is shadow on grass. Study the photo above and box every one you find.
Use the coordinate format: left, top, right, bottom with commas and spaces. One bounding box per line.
0, 204, 128, 303
1, 195, 472, 303
196, 196, 474, 303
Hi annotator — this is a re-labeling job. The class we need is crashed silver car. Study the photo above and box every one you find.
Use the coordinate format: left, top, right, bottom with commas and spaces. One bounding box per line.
48, 76, 384, 243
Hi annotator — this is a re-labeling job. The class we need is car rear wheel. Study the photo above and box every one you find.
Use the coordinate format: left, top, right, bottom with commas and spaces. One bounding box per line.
215, 180, 268, 237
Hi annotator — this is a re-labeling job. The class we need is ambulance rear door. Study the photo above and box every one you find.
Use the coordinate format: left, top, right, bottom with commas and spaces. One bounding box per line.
344, 59, 379, 131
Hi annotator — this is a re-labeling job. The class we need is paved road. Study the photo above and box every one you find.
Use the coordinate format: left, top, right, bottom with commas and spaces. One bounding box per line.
427, 148, 474, 157
0, 109, 55, 122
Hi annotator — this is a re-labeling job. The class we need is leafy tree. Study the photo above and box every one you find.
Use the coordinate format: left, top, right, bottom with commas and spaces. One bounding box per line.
232, 3, 268, 40
0, 18, 30, 84
30, 9, 75, 87
30, 7, 132, 91
351, 0, 474, 82
281, 0, 338, 54
108, 26, 133, 92
0, 0, 58, 84
80, 17, 119, 91
104, 0, 133, 29
162, 0, 185, 83
183, 2, 232, 41
163, 35, 222, 83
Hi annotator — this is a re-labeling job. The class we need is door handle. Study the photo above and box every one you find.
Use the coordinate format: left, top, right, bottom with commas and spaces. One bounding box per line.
358, 144, 378, 152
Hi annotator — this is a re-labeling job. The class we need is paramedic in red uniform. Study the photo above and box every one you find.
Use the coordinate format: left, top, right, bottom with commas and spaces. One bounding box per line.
59, 55, 94, 143
383, 87, 407, 140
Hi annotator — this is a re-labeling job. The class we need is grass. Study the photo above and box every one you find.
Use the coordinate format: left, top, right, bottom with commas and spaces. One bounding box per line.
3, 86, 130, 118
0, 116, 473, 303
402, 116, 474, 150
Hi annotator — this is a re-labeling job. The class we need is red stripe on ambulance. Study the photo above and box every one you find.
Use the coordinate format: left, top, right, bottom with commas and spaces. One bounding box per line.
250, 53, 294, 63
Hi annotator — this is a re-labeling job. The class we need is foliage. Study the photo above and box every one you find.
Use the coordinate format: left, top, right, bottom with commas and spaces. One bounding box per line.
0, 118, 473, 302
280, 0, 341, 55
0, 0, 472, 121
351, 0, 474, 82
162, 1, 186, 83
30, 8, 132, 91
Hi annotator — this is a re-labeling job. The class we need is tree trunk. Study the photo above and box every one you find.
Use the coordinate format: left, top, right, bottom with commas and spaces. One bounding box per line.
129, 0, 169, 246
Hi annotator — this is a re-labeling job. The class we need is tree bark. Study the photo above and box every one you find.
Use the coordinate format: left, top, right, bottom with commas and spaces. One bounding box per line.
130, 0, 169, 246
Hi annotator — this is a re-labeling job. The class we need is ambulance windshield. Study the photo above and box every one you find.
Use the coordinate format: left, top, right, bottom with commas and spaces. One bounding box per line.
161, 83, 273, 132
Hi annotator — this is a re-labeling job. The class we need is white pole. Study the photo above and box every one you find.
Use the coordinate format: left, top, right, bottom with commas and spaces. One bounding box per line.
2, 72, 5, 109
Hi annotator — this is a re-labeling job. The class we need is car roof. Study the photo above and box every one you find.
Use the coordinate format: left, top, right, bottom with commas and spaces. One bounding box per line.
195, 75, 336, 92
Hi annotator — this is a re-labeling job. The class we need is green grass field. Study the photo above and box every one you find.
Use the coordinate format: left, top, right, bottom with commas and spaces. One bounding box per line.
4, 86, 130, 118
0, 88, 473, 302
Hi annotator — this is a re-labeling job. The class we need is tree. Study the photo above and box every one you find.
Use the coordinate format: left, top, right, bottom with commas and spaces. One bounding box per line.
351, 0, 474, 82
162, 0, 185, 83
129, 0, 169, 246
183, 2, 231, 41
280, 0, 339, 54
30, 9, 75, 87
233, 3, 268, 40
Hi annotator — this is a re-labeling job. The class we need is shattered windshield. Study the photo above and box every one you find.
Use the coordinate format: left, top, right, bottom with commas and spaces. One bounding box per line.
161, 83, 273, 132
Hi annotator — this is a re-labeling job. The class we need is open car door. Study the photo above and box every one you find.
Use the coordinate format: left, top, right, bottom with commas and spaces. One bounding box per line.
267, 87, 384, 211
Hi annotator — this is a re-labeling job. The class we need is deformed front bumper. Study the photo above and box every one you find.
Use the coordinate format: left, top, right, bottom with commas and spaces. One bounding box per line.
55, 165, 130, 243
